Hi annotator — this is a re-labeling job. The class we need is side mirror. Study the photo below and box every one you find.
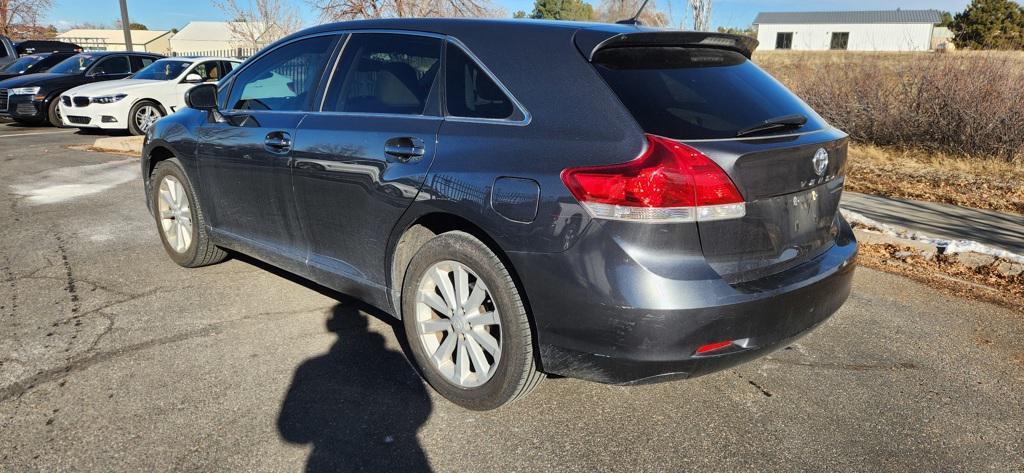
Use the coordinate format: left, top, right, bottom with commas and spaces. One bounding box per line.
183, 73, 203, 84
185, 83, 219, 111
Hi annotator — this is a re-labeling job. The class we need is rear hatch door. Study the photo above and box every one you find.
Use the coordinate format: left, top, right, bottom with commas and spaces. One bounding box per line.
582, 30, 849, 283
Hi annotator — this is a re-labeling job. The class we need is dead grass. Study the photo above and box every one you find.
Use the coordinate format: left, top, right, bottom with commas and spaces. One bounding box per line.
857, 241, 1024, 314
847, 143, 1024, 214
756, 51, 1024, 163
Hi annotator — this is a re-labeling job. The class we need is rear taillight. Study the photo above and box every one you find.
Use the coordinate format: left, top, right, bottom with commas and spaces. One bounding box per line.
560, 134, 745, 223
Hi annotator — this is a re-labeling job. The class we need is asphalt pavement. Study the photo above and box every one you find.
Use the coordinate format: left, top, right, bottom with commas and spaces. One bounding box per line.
1, 123, 1023, 472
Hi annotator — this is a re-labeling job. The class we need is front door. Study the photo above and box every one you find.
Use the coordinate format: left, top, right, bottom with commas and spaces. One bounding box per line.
291, 33, 444, 295
196, 34, 340, 271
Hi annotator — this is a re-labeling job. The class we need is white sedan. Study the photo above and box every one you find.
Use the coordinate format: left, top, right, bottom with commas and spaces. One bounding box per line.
59, 57, 241, 135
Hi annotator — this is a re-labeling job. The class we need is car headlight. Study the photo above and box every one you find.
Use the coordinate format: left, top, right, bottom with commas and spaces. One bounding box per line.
8, 87, 40, 95
91, 94, 127, 104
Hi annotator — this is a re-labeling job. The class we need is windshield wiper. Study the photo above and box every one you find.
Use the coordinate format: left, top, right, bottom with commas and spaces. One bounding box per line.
736, 114, 807, 138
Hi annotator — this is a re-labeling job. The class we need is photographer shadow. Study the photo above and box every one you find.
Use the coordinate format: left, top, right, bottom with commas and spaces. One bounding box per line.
277, 303, 433, 472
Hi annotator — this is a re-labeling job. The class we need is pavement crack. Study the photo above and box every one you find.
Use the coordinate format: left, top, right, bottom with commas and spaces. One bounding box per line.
0, 306, 329, 403
1, 258, 16, 318
734, 371, 773, 397
765, 357, 918, 372
53, 232, 80, 315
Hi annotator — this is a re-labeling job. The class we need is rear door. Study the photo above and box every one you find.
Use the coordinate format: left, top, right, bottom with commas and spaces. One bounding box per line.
291, 32, 443, 291
589, 43, 848, 283
195, 34, 339, 272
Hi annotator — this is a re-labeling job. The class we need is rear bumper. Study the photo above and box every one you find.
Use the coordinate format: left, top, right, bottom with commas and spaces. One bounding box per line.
508, 215, 857, 385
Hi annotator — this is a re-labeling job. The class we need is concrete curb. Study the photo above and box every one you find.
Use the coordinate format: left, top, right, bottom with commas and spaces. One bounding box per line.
852, 228, 1024, 277
92, 135, 144, 155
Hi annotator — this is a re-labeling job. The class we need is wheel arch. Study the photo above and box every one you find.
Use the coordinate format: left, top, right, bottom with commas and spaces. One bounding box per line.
387, 210, 543, 370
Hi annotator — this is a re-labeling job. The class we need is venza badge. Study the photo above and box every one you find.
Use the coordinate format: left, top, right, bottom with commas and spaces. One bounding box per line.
812, 148, 829, 176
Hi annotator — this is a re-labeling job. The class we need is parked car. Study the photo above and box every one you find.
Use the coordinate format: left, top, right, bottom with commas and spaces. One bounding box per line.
0, 51, 78, 81
0, 36, 80, 68
59, 57, 241, 135
141, 19, 857, 410
0, 51, 162, 126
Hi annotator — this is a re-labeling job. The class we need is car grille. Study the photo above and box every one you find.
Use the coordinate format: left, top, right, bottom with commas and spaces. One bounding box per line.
0, 89, 8, 112
61, 96, 72, 107
15, 103, 36, 115
72, 96, 90, 107
67, 115, 91, 124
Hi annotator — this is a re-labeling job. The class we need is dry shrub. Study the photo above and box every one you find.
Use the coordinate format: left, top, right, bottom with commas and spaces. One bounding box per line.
756, 51, 1024, 163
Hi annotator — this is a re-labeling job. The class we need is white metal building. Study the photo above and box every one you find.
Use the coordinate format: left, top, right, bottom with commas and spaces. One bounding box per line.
169, 21, 271, 55
56, 29, 173, 53
753, 10, 944, 52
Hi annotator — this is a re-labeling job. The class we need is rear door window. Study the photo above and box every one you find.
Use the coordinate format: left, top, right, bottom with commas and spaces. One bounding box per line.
444, 43, 514, 120
322, 33, 442, 115
592, 47, 822, 140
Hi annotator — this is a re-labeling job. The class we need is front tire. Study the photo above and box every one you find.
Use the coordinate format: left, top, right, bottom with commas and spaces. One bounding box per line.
401, 231, 544, 410
47, 99, 64, 128
129, 100, 164, 135
150, 159, 227, 267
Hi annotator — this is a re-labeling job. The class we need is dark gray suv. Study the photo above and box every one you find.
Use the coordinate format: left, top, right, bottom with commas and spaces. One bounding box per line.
142, 19, 857, 410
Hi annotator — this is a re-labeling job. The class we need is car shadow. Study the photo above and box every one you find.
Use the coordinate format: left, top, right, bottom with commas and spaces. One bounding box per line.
276, 301, 434, 473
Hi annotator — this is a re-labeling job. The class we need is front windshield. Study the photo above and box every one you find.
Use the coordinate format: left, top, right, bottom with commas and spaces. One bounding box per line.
47, 54, 99, 74
1, 55, 46, 73
132, 59, 193, 81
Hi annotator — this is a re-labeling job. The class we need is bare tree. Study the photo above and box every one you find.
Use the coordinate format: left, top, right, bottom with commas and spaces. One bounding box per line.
214, 0, 304, 49
310, 0, 504, 21
596, 0, 668, 27
688, 0, 711, 31
0, 0, 54, 37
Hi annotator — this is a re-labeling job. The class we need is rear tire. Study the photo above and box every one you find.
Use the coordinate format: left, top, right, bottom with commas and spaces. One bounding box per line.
401, 231, 543, 410
47, 99, 64, 128
150, 159, 227, 268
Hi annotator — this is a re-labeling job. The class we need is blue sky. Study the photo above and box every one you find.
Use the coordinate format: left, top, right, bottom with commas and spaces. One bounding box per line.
45, 0, 973, 31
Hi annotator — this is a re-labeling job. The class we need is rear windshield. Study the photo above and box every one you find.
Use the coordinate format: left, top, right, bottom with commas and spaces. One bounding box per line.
593, 48, 823, 140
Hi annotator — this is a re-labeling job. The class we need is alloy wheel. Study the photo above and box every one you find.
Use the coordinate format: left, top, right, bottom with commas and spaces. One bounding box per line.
415, 260, 502, 388
157, 176, 193, 253
135, 105, 161, 133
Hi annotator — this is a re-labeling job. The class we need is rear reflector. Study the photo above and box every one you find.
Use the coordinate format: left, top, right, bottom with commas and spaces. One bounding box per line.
695, 340, 734, 355
561, 134, 745, 223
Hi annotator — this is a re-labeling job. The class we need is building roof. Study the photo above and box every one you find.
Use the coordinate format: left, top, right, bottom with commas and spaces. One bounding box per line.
753, 10, 943, 25
170, 21, 263, 42
56, 29, 171, 45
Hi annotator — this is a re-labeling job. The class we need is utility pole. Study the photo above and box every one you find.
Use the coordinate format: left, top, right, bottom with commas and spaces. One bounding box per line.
119, 0, 133, 51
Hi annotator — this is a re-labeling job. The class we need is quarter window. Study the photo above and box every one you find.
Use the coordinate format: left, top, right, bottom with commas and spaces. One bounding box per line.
227, 35, 337, 112
444, 43, 514, 120
775, 32, 793, 50
323, 33, 442, 115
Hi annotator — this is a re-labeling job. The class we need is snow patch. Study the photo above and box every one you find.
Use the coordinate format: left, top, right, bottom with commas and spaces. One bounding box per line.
841, 209, 1024, 264
11, 159, 138, 205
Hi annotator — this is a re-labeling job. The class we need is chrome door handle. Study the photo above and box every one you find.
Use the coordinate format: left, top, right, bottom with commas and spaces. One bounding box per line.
384, 136, 426, 162
265, 131, 292, 154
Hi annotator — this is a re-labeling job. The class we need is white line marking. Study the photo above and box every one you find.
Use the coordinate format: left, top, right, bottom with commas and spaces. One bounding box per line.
0, 130, 76, 138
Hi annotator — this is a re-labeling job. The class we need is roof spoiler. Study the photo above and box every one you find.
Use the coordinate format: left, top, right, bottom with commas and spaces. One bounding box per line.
575, 30, 759, 60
